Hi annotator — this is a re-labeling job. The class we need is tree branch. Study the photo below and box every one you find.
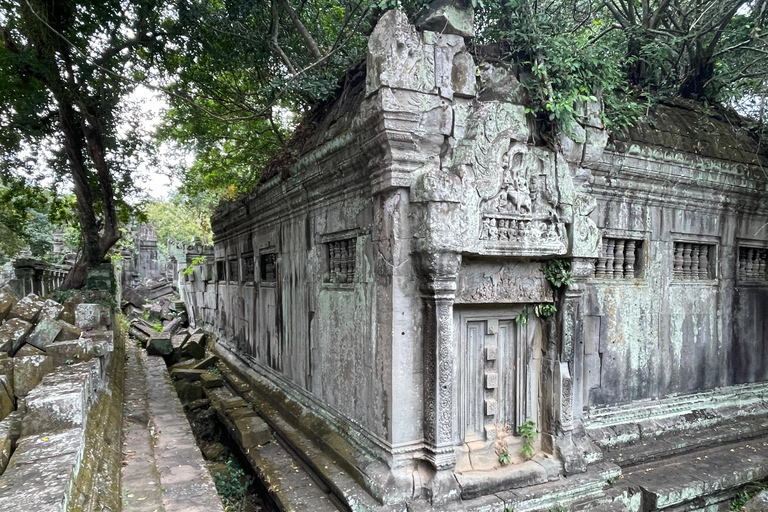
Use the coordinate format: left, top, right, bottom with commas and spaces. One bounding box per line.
277, 0, 322, 61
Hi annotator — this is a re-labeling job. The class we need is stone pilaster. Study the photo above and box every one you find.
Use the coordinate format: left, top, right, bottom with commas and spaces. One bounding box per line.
417, 250, 461, 470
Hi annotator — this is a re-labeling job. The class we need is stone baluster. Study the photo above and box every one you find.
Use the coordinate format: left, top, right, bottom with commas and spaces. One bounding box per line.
605, 239, 615, 278
613, 240, 626, 278
624, 240, 636, 277
759, 250, 767, 281
690, 245, 700, 280
347, 239, 356, 282
682, 244, 692, 279
698, 245, 709, 280
595, 238, 608, 277
340, 242, 349, 283
745, 248, 755, 280
674, 243, 683, 278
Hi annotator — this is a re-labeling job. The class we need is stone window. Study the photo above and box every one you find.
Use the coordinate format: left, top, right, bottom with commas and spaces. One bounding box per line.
216, 260, 226, 281
738, 247, 768, 282
673, 242, 715, 280
228, 258, 239, 282
242, 252, 255, 282
595, 238, 643, 278
260, 253, 276, 282
327, 238, 356, 284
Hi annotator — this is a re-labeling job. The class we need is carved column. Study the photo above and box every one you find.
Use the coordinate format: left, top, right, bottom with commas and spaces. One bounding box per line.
418, 250, 461, 470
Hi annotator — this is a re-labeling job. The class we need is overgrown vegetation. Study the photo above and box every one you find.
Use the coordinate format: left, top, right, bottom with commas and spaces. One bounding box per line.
520, 420, 537, 460
542, 260, 575, 289
213, 456, 253, 511
729, 482, 768, 511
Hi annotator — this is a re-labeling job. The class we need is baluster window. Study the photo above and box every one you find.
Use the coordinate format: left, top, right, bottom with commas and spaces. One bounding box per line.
260, 253, 277, 282
242, 253, 255, 282
738, 247, 768, 282
595, 238, 643, 278
327, 238, 356, 284
673, 242, 714, 280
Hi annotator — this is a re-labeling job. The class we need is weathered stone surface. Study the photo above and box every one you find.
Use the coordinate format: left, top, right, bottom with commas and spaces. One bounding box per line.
170, 368, 205, 381
7, 293, 44, 323
745, 490, 768, 512
366, 10, 436, 96
12, 354, 54, 398
415, 0, 475, 37
15, 344, 45, 357
193, 355, 218, 370
234, 415, 271, 448
74, 303, 104, 331
0, 375, 13, 423
200, 372, 223, 389
181, 339, 205, 360
163, 316, 183, 335
0, 318, 32, 355
147, 332, 173, 356
0, 354, 12, 391
172, 332, 190, 349
54, 320, 81, 342
0, 413, 17, 473
0, 288, 18, 322
175, 380, 205, 402
39, 299, 64, 321
46, 338, 94, 367
22, 364, 92, 435
26, 317, 62, 351
207, 387, 246, 410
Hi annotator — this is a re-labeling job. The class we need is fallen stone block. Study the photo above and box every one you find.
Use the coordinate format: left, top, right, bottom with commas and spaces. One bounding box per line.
54, 320, 81, 342
129, 326, 150, 345
170, 368, 206, 381
0, 318, 33, 355
147, 332, 173, 356
0, 376, 13, 423
74, 303, 105, 331
26, 317, 62, 351
181, 339, 205, 360
163, 317, 183, 335
184, 398, 210, 412
0, 289, 18, 323
194, 355, 219, 370
39, 299, 64, 321
13, 354, 54, 398
172, 332, 190, 349
160, 300, 172, 320
234, 415, 271, 448
187, 332, 207, 347
15, 344, 45, 357
22, 364, 92, 435
200, 372, 224, 389
229, 406, 258, 422
201, 441, 227, 461
7, 294, 44, 324
175, 380, 204, 402
46, 339, 94, 367
207, 386, 246, 410
0, 355, 13, 391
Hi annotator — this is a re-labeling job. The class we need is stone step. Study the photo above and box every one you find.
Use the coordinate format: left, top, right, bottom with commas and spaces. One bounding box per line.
621, 435, 768, 510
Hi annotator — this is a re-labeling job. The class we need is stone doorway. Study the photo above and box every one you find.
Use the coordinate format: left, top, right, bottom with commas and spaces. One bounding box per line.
455, 306, 537, 446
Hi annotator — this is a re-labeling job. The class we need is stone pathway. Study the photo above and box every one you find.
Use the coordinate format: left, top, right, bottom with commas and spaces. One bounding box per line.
120, 341, 224, 512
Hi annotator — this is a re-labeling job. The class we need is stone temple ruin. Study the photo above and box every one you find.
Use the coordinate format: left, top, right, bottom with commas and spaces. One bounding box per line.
181, 6, 768, 511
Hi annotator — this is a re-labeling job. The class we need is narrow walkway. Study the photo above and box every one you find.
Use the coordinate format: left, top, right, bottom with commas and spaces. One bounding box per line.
120, 341, 224, 512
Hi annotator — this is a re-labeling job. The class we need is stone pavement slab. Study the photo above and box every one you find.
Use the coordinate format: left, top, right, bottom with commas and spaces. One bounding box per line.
142, 350, 224, 512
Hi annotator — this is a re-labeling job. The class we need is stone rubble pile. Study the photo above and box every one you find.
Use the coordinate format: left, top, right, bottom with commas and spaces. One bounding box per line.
0, 284, 116, 510
122, 275, 178, 317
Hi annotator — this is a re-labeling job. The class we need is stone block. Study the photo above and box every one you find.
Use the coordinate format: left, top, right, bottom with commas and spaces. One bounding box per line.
0, 354, 13, 391
22, 365, 92, 435
163, 317, 183, 335
26, 317, 62, 351
0, 318, 33, 355
181, 340, 205, 360
415, 1, 474, 37
8, 294, 44, 323
194, 355, 219, 370
54, 320, 81, 342
0, 415, 15, 473
200, 372, 224, 389
13, 355, 54, 398
0, 376, 13, 423
175, 380, 205, 402
187, 332, 207, 346
170, 368, 206, 381
39, 299, 64, 321
15, 344, 45, 357
46, 339, 94, 367
207, 387, 246, 410
234, 415, 271, 448
0, 290, 18, 322
147, 332, 173, 356
160, 301, 172, 320
164, 347, 182, 365
74, 303, 104, 331
172, 332, 190, 349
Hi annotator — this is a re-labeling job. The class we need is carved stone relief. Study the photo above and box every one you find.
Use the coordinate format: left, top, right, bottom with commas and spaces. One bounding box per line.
456, 260, 553, 304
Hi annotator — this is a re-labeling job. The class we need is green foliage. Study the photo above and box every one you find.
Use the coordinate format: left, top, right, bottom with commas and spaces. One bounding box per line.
541, 260, 574, 289
534, 303, 557, 318
183, 256, 208, 276
520, 420, 536, 460
549, 506, 567, 512
144, 195, 214, 254
729, 482, 768, 511
152, 321, 163, 332
514, 311, 529, 326
213, 456, 252, 510
498, 450, 511, 466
